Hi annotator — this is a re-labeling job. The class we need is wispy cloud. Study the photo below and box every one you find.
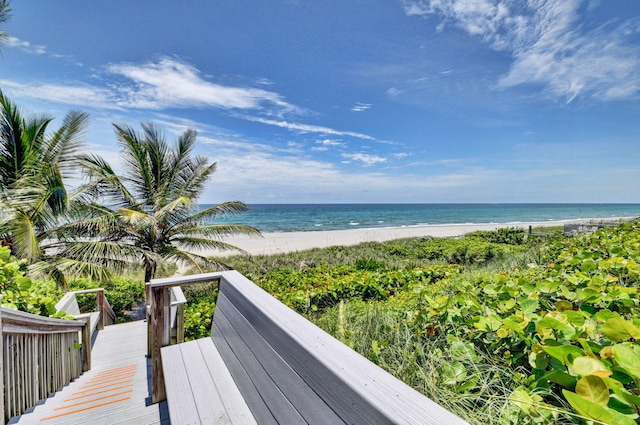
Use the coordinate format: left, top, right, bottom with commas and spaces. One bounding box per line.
342, 153, 387, 166
6, 36, 47, 54
312, 139, 346, 151
351, 102, 372, 112
2, 57, 303, 113
401, 0, 640, 102
108, 57, 300, 112
243, 116, 379, 141
0, 79, 118, 109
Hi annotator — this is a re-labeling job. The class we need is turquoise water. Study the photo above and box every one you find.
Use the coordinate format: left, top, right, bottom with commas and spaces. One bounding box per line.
206, 204, 640, 233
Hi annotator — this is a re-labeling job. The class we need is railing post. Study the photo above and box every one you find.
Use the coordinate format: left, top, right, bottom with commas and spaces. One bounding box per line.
176, 303, 185, 344
146, 283, 151, 357
97, 290, 105, 331
80, 316, 91, 372
151, 285, 170, 403
1, 299, 5, 425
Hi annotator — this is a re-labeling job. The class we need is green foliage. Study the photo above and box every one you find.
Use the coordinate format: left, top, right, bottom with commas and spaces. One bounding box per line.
69, 275, 146, 321
186, 224, 640, 423
399, 221, 640, 423
468, 227, 535, 245
80, 122, 260, 281
184, 299, 216, 340
257, 263, 459, 314
0, 246, 61, 317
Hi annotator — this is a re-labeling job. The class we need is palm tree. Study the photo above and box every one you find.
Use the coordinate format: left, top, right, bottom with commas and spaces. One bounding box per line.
0, 1, 11, 50
80, 122, 261, 282
0, 90, 105, 286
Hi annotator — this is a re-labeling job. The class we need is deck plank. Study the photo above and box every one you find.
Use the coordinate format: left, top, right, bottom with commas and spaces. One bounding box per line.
12, 321, 169, 425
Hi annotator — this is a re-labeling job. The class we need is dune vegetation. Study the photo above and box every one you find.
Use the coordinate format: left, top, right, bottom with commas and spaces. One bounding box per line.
189, 223, 640, 424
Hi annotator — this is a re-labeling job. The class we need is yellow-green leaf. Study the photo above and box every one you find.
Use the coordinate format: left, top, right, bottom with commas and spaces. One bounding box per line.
575, 375, 610, 406
572, 356, 612, 378
602, 317, 640, 342
563, 390, 635, 425
612, 344, 640, 380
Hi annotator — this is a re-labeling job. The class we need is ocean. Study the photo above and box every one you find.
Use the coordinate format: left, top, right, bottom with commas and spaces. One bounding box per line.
207, 203, 640, 233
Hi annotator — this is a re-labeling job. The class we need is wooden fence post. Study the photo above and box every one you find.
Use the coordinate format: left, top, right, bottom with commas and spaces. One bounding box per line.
97, 290, 105, 331
151, 286, 170, 403
146, 283, 151, 357
81, 317, 91, 372
176, 304, 184, 344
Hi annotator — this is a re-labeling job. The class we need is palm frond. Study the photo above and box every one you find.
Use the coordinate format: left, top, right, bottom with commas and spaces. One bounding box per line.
183, 201, 252, 225
8, 208, 40, 261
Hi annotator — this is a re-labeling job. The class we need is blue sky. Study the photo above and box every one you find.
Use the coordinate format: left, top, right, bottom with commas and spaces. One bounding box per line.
2, 1, 640, 204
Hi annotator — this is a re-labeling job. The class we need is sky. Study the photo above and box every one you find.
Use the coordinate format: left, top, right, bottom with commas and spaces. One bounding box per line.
2, 0, 640, 204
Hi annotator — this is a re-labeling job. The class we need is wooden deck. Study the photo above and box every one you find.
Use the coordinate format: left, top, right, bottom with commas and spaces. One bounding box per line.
11, 321, 169, 425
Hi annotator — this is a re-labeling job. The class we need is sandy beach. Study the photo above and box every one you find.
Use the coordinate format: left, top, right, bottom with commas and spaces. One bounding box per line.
209, 218, 611, 257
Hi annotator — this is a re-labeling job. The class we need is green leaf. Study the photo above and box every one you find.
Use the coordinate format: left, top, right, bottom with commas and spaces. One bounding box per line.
537, 316, 575, 337
441, 361, 466, 386
509, 387, 537, 414
563, 390, 636, 425
602, 318, 640, 342
612, 344, 640, 380
543, 345, 584, 365
596, 310, 621, 322
604, 378, 640, 408
501, 318, 524, 335
572, 356, 612, 378
543, 370, 577, 388
575, 375, 610, 406
520, 298, 539, 316
564, 310, 586, 327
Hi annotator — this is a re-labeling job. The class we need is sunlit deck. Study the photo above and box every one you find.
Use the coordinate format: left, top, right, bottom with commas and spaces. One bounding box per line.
12, 321, 169, 425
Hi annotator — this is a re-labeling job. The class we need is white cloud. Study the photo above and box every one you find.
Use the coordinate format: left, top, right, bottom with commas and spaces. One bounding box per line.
107, 57, 300, 111
320, 139, 345, 147
243, 116, 379, 141
401, 0, 640, 102
351, 102, 372, 112
392, 152, 410, 159
2, 57, 303, 113
0, 79, 119, 110
199, 136, 501, 202
342, 153, 387, 166
6, 36, 47, 54
312, 139, 346, 151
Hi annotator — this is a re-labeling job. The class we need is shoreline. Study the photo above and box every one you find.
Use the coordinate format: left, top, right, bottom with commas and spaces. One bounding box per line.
207, 217, 629, 257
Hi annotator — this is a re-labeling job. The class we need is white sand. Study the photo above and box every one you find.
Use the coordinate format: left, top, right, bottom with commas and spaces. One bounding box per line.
207, 218, 608, 257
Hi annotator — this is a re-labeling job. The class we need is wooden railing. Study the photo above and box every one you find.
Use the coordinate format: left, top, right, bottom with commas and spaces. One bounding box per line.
0, 303, 91, 423
146, 272, 223, 402
145, 285, 187, 358
55, 288, 116, 333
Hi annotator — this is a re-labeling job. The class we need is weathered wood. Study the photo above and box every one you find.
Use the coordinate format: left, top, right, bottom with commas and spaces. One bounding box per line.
170, 287, 186, 344
221, 271, 466, 424
81, 316, 91, 372
1, 307, 87, 423
151, 286, 170, 403
162, 339, 257, 425
214, 298, 340, 424
97, 290, 105, 331
151, 271, 469, 424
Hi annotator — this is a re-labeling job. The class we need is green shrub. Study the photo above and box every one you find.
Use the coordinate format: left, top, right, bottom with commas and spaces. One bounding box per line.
0, 246, 62, 317
68, 275, 146, 322
184, 299, 216, 340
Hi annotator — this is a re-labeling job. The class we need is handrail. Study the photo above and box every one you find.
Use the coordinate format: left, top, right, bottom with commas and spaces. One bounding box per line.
1, 302, 91, 423
146, 272, 224, 402
55, 288, 116, 332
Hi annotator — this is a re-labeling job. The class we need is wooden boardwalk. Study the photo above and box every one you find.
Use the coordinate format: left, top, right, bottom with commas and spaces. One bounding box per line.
11, 321, 169, 425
